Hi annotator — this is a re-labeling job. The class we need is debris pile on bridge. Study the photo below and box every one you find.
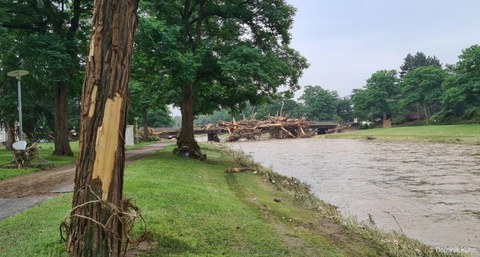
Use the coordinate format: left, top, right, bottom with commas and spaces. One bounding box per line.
214, 116, 314, 142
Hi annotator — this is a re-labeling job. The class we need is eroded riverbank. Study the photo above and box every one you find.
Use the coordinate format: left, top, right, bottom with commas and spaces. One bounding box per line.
228, 138, 480, 255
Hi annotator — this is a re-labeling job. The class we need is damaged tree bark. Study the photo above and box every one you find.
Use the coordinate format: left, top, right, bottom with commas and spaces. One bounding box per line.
65, 0, 139, 256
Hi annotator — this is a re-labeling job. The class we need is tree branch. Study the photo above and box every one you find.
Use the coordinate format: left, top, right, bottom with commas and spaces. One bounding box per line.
67, 0, 82, 40
1, 23, 36, 31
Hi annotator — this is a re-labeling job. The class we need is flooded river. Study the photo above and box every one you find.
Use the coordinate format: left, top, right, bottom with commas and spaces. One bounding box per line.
227, 138, 480, 253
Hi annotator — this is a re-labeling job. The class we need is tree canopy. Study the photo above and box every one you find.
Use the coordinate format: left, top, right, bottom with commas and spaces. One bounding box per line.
400, 66, 447, 123
136, 0, 308, 158
300, 85, 340, 121
399, 52, 441, 78
349, 47, 480, 124
441, 45, 480, 120
0, 0, 90, 155
351, 70, 399, 121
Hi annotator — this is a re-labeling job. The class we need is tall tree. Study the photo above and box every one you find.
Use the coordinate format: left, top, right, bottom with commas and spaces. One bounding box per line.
300, 85, 340, 121
65, 0, 139, 256
1, 0, 88, 156
0, 34, 55, 144
128, 81, 172, 141
139, 0, 308, 159
336, 97, 354, 123
351, 70, 399, 121
0, 78, 17, 150
441, 45, 480, 120
130, 20, 173, 141
400, 66, 447, 123
0, 29, 17, 149
399, 52, 441, 78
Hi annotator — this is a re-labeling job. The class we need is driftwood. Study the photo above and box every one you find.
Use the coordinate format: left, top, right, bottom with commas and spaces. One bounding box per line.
14, 145, 39, 168
226, 167, 254, 173
150, 116, 318, 142
212, 116, 314, 142
0, 144, 53, 169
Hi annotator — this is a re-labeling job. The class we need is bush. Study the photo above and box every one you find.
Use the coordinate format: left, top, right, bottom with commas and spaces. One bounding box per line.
359, 122, 372, 130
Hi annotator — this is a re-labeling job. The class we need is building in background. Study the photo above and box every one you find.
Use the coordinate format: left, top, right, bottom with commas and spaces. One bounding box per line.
0, 127, 6, 145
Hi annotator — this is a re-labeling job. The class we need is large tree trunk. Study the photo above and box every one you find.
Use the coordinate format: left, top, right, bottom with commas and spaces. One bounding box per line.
175, 0, 206, 160
5, 124, 15, 151
48, 0, 80, 157
175, 83, 204, 159
142, 106, 148, 142
423, 101, 430, 124
54, 82, 74, 156
65, 0, 139, 256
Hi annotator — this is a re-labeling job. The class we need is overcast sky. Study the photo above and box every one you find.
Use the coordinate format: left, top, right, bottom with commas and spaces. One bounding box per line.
287, 0, 480, 98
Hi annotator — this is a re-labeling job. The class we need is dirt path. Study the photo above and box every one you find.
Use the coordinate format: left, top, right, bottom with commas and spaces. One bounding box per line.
0, 142, 172, 220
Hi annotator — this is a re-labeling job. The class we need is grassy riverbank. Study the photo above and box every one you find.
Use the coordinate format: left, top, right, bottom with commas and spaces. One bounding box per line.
324, 124, 480, 144
0, 144, 465, 257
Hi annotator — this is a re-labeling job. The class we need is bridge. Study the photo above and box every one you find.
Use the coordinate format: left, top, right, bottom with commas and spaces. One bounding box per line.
152, 121, 338, 139
307, 121, 338, 134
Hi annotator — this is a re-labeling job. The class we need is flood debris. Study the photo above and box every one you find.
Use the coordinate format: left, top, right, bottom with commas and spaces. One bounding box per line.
0, 144, 52, 169
226, 167, 254, 173
214, 116, 315, 142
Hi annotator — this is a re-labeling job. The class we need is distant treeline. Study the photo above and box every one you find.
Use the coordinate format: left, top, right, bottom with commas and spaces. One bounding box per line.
196, 46, 480, 126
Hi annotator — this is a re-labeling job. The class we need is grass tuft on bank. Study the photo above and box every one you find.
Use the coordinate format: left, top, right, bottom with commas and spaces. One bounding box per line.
0, 144, 467, 257
324, 124, 480, 144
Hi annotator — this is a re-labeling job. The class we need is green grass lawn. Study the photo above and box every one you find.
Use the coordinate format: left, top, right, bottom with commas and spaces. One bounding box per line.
0, 144, 463, 257
324, 124, 480, 144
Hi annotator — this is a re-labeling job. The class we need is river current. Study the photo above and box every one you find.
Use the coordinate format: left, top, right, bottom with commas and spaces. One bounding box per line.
227, 138, 480, 254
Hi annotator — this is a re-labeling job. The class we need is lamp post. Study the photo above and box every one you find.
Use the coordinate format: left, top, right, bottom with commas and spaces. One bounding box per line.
7, 70, 29, 141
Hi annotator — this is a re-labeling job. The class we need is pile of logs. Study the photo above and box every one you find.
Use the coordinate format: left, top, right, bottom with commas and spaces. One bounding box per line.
13, 145, 39, 168
0, 144, 53, 169
212, 116, 314, 142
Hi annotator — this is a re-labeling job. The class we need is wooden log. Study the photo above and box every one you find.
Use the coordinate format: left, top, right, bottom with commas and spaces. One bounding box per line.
226, 167, 254, 173
280, 127, 297, 138
299, 126, 307, 137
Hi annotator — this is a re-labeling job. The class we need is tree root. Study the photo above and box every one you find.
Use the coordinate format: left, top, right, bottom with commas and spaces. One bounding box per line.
60, 185, 147, 257
174, 140, 206, 160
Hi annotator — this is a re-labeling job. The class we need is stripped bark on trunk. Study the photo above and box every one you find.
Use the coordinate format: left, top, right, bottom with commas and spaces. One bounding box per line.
65, 0, 139, 256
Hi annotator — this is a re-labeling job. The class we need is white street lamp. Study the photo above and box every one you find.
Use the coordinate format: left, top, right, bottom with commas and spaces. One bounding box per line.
7, 70, 29, 142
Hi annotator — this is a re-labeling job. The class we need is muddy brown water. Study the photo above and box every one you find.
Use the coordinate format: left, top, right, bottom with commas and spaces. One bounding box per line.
228, 138, 480, 254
